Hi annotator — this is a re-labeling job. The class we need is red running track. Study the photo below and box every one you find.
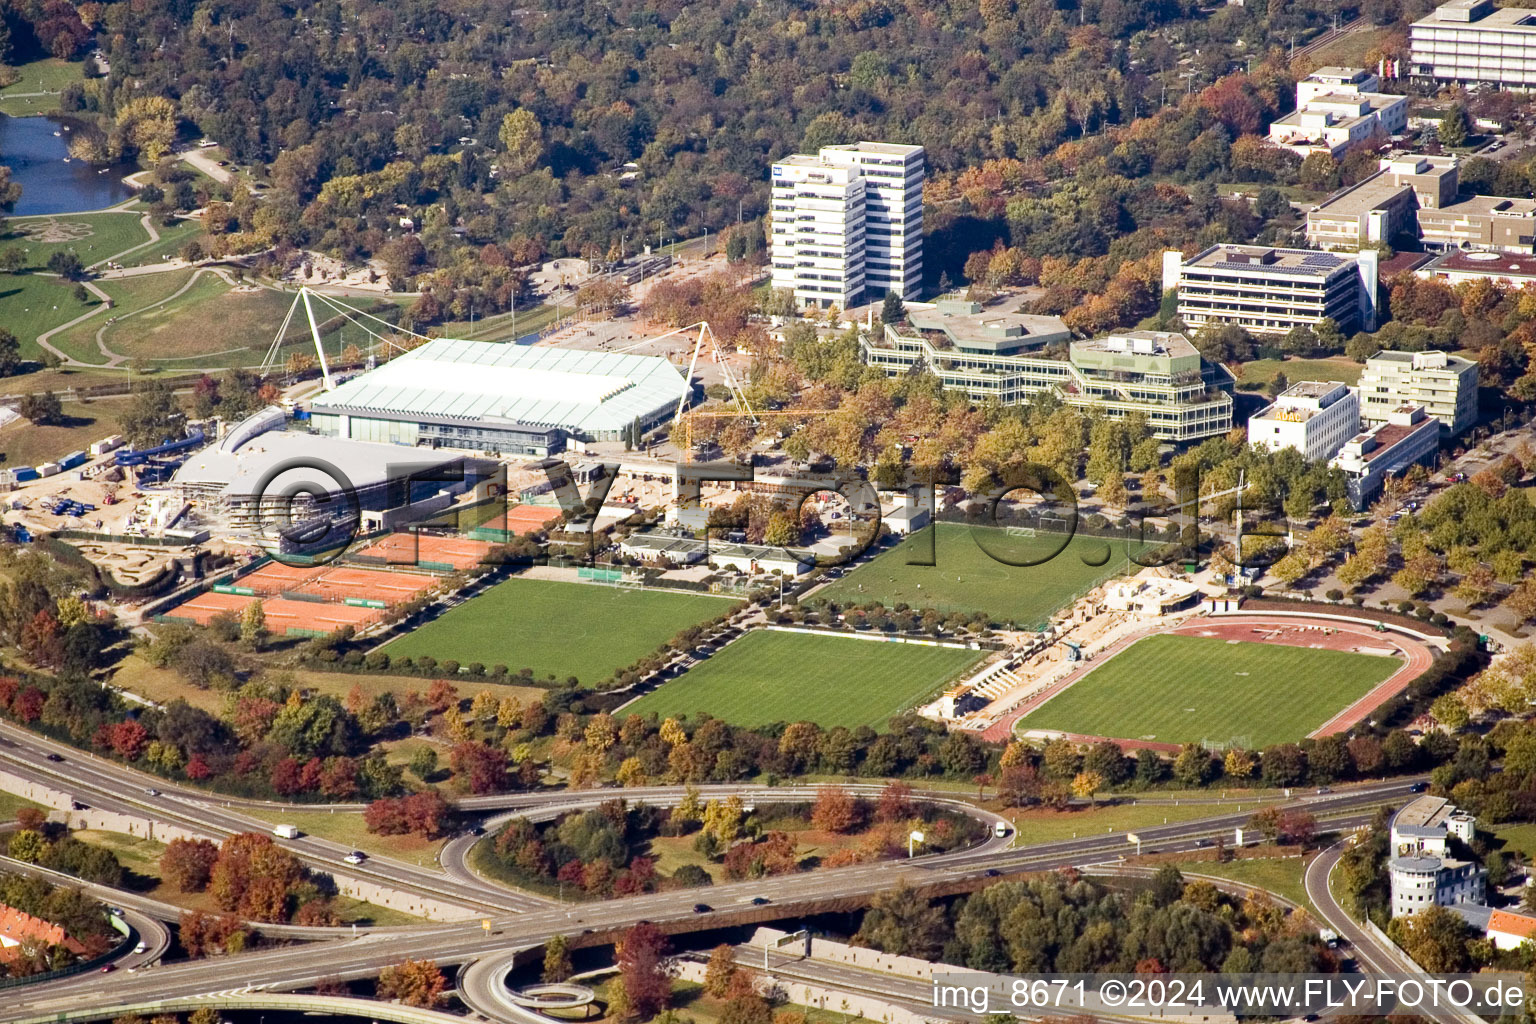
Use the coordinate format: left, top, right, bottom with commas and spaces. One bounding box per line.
979, 613, 1435, 748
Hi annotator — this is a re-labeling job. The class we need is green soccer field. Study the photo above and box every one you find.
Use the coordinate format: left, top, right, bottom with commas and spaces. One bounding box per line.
621, 630, 983, 730
1017, 634, 1399, 748
383, 577, 738, 686
814, 522, 1150, 627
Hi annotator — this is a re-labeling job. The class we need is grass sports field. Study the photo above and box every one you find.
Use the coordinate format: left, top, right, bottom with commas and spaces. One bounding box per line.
1018, 634, 1398, 748
815, 522, 1149, 627
383, 577, 736, 685
622, 630, 983, 730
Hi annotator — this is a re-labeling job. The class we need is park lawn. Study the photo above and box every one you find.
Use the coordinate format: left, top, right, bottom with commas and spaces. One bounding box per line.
106, 657, 548, 715
1492, 823, 1536, 860
0, 789, 44, 821
438, 299, 559, 342
1018, 634, 1398, 748
72, 829, 424, 924
48, 268, 198, 363
383, 576, 738, 687
814, 522, 1148, 627
1237, 357, 1362, 388
0, 271, 100, 356
0, 394, 131, 468
1164, 854, 1314, 912
114, 218, 207, 267
621, 630, 982, 731
99, 273, 295, 365
0, 59, 84, 115
3, 211, 149, 271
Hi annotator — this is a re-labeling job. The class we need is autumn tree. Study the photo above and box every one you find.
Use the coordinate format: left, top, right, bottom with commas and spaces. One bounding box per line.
616, 921, 673, 1020
160, 838, 220, 893
378, 958, 447, 1007
704, 943, 739, 997
810, 786, 858, 833
543, 934, 573, 983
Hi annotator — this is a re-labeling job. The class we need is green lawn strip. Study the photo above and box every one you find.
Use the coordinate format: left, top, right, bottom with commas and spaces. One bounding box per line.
2, 212, 149, 271
0, 393, 132, 468
0, 271, 101, 357
113, 218, 208, 268
106, 656, 548, 716
47, 268, 197, 364
1237, 357, 1363, 388
1005, 798, 1280, 845
1161, 854, 1314, 912
383, 576, 738, 687
621, 630, 982, 731
0, 59, 85, 114
814, 523, 1148, 628
0, 789, 45, 821
1018, 634, 1397, 748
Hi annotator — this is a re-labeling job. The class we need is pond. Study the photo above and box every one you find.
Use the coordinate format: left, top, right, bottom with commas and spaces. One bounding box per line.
0, 114, 136, 216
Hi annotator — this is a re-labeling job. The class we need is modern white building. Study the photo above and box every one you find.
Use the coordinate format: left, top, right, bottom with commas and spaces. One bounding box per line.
820, 142, 925, 300
1388, 795, 1483, 918
1331, 405, 1442, 509
1411, 0, 1536, 90
1268, 67, 1408, 158
1247, 381, 1361, 462
1359, 349, 1479, 436
770, 142, 924, 308
1163, 245, 1380, 336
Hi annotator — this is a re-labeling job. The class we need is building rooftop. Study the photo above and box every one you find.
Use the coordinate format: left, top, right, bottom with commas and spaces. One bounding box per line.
1309, 66, 1374, 82
904, 298, 1070, 352
310, 337, 689, 434
1367, 348, 1476, 372
1489, 910, 1536, 940
1395, 794, 1455, 832
1434, 194, 1536, 218
1390, 854, 1448, 872
1072, 329, 1198, 359
1183, 244, 1353, 277
1420, 0, 1536, 30
822, 141, 924, 157
172, 429, 473, 499
1426, 250, 1536, 281
1341, 412, 1440, 466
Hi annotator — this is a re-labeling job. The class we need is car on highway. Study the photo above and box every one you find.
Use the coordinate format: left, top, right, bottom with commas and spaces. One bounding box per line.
468, 825, 485, 836
750, 896, 770, 905
134, 941, 147, 954
344, 851, 367, 865
145, 788, 160, 797
45, 753, 64, 762
1410, 782, 1429, 793
693, 903, 713, 914
100, 963, 115, 973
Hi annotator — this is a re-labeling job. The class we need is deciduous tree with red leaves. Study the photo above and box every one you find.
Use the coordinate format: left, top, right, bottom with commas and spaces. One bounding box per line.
449, 740, 508, 794
617, 921, 673, 1020
378, 958, 446, 1007
161, 838, 220, 893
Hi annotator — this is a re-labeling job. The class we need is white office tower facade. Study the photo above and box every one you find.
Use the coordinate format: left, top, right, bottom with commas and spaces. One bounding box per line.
820, 143, 925, 301
770, 141, 924, 308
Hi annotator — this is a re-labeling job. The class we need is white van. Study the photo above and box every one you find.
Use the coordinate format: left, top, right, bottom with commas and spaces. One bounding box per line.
271, 825, 301, 839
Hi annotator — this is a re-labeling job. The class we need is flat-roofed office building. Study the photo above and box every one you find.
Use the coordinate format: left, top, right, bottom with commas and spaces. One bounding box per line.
1359, 349, 1479, 436
1163, 244, 1380, 335
1412, 0, 1536, 89
770, 141, 924, 309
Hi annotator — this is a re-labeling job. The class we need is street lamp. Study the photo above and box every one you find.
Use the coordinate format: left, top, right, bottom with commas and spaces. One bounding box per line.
908, 829, 925, 858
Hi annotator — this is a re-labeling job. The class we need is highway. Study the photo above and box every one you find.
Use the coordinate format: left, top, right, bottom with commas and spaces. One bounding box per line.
0, 713, 1429, 1023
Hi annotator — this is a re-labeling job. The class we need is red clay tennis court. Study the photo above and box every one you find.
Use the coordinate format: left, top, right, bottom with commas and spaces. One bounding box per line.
261, 597, 382, 632
354, 533, 498, 570
239, 561, 327, 594
292, 566, 437, 603
167, 591, 257, 625
483, 504, 563, 533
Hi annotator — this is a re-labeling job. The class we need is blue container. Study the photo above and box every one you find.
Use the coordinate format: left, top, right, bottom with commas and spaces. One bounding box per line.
12, 467, 38, 482
59, 450, 87, 469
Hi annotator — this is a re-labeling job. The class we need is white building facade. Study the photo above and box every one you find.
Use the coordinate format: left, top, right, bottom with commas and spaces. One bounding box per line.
1412, 0, 1536, 90
1246, 380, 1361, 462
1388, 795, 1485, 918
1359, 349, 1479, 436
770, 142, 924, 308
1269, 67, 1408, 159
1163, 245, 1380, 336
